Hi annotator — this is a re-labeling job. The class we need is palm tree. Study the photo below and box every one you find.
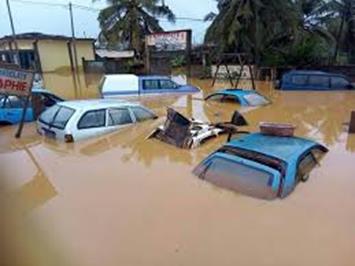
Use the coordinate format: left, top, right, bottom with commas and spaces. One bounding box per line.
204, 0, 298, 64
204, 0, 333, 66
97, 0, 175, 54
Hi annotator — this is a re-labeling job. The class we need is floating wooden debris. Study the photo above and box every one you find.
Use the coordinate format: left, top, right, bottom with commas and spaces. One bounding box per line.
260, 122, 296, 137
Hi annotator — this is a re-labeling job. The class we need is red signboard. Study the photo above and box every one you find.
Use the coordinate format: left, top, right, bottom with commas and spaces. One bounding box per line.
0, 66, 33, 97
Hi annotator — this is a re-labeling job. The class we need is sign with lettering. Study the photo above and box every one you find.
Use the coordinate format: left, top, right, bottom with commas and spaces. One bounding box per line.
146, 30, 190, 51
0, 66, 33, 97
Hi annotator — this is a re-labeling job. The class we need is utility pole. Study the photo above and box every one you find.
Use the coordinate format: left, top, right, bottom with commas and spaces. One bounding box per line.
6, 0, 20, 65
69, 2, 79, 78
69, 2, 81, 91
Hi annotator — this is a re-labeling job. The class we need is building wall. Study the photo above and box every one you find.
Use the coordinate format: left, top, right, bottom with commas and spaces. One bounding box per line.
0, 38, 95, 72
37, 40, 71, 72
0, 40, 35, 50
72, 41, 95, 69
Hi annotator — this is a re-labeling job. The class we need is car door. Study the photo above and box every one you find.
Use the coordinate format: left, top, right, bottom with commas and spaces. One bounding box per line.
76, 109, 109, 140
296, 147, 326, 182
1, 96, 33, 124
307, 75, 330, 90
159, 79, 178, 93
142, 79, 160, 95
330, 76, 352, 90
288, 74, 309, 90
106, 107, 134, 132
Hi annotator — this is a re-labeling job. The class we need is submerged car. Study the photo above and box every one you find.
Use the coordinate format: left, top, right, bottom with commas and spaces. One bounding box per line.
205, 89, 270, 106
37, 100, 158, 142
279, 70, 354, 91
0, 88, 63, 125
100, 74, 200, 98
193, 133, 328, 200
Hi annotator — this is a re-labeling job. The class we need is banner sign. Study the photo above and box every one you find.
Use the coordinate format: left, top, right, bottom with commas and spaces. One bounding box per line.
146, 30, 189, 51
0, 66, 34, 97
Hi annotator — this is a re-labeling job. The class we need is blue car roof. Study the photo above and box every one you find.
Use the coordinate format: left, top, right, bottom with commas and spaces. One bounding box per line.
139, 75, 170, 80
215, 88, 259, 97
225, 133, 321, 163
285, 70, 348, 78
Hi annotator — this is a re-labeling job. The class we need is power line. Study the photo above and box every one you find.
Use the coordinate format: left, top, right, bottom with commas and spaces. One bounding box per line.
12, 0, 67, 8
11, 0, 207, 22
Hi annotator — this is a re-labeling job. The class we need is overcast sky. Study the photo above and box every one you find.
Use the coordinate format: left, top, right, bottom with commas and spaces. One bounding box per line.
0, 0, 217, 43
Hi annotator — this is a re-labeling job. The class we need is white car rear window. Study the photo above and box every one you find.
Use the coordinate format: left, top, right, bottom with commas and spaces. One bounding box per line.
39, 105, 75, 129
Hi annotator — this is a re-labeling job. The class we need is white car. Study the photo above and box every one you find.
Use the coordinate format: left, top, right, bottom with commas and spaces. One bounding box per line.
37, 99, 157, 142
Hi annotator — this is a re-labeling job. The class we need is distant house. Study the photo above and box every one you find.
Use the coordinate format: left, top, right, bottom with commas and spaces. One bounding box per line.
0, 32, 95, 73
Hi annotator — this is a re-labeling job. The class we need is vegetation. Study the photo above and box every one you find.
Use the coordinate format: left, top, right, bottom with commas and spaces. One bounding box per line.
204, 0, 355, 66
97, 0, 175, 54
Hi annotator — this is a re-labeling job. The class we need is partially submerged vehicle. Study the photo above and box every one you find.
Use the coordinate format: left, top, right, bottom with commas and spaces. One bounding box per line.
193, 128, 328, 200
0, 88, 63, 125
205, 89, 270, 106
37, 99, 157, 142
148, 108, 248, 149
100, 74, 200, 98
278, 70, 354, 91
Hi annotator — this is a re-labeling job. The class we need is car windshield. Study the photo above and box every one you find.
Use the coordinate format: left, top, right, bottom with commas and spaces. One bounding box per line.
194, 156, 278, 200
243, 93, 270, 106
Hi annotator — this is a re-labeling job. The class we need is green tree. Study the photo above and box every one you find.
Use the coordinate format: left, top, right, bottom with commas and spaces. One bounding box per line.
97, 0, 175, 54
323, 0, 355, 63
204, 0, 333, 66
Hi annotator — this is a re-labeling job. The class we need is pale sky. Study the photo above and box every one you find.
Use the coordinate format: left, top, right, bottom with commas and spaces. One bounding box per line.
0, 0, 217, 43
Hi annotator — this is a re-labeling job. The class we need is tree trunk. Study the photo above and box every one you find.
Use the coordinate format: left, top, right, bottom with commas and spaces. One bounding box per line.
332, 16, 345, 65
349, 0, 355, 63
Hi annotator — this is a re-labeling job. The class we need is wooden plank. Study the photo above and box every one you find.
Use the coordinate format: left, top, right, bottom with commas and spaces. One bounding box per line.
349, 111, 355, 134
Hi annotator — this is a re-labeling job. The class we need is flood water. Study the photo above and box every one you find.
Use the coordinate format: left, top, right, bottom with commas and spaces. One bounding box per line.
1, 73, 355, 266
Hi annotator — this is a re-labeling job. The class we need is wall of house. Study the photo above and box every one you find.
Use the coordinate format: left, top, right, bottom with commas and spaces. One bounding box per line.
0, 38, 95, 72
37, 40, 71, 72
72, 41, 95, 69
0, 40, 34, 50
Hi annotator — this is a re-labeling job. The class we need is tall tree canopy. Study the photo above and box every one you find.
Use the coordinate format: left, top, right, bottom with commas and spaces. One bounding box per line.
204, 0, 355, 65
97, 0, 175, 53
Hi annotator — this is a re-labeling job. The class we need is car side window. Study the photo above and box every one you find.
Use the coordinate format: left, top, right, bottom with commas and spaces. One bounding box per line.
78, 109, 106, 129
143, 80, 159, 90
296, 153, 318, 182
4, 96, 24, 108
131, 106, 156, 122
159, 80, 176, 89
222, 95, 240, 103
308, 75, 330, 87
310, 147, 327, 162
292, 75, 308, 85
206, 94, 224, 101
107, 108, 132, 126
331, 77, 349, 88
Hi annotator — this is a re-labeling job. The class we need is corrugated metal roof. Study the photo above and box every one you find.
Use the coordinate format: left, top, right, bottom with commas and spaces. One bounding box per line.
0, 32, 95, 42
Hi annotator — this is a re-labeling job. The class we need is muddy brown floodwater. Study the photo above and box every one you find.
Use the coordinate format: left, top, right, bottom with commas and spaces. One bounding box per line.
1, 73, 355, 266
